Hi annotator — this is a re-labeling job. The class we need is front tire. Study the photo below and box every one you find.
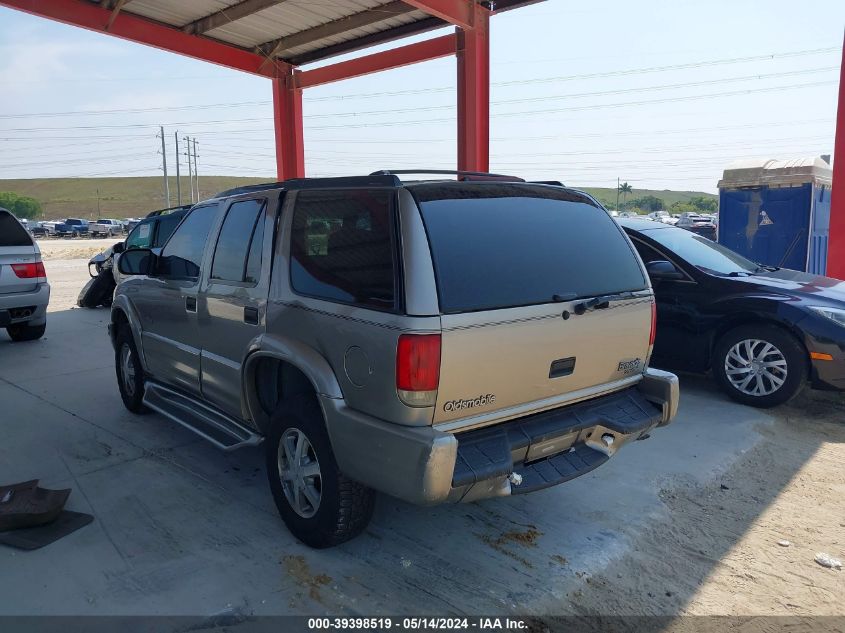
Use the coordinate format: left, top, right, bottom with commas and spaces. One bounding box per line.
115, 326, 147, 413
266, 396, 375, 548
713, 324, 807, 408
6, 322, 46, 342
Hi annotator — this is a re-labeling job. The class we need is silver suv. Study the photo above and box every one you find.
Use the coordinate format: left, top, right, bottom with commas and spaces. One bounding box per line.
111, 173, 678, 548
0, 208, 50, 341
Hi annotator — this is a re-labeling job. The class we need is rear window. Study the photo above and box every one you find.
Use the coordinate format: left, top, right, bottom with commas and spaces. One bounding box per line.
412, 184, 647, 314
0, 212, 33, 247
290, 189, 398, 311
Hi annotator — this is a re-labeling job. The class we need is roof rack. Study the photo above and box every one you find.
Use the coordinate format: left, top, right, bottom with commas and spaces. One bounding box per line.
370, 169, 525, 182
144, 204, 193, 218
213, 175, 400, 199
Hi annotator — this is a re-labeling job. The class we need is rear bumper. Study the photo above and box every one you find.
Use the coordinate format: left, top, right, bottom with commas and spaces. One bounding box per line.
323, 368, 679, 505
0, 284, 50, 327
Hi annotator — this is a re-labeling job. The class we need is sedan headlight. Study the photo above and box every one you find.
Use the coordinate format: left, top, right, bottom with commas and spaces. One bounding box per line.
808, 306, 845, 327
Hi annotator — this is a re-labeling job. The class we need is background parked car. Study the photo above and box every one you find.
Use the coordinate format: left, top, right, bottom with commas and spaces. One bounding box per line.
621, 217, 845, 407
89, 218, 123, 238
54, 218, 89, 238
647, 210, 678, 225
676, 212, 716, 240
27, 221, 49, 237
0, 208, 50, 341
113, 205, 191, 285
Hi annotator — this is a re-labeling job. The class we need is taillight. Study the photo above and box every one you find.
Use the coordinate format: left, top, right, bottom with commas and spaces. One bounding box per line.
649, 302, 657, 346
11, 261, 47, 281
396, 333, 441, 407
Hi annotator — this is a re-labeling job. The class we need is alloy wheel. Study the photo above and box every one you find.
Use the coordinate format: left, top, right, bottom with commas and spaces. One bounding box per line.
277, 428, 322, 518
120, 342, 136, 397
724, 338, 788, 397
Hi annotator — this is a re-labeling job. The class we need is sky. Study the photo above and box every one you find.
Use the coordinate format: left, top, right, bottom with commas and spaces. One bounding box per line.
0, 0, 843, 193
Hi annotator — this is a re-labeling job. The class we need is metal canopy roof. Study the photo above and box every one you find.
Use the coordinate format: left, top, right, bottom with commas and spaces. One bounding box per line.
94, 0, 536, 66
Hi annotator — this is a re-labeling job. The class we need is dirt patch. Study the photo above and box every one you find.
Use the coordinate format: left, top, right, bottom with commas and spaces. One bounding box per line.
550, 394, 845, 616
40, 245, 104, 261
282, 555, 333, 603
479, 527, 544, 568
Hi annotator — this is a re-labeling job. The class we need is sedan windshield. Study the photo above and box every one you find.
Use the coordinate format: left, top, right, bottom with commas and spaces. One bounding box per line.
643, 226, 758, 276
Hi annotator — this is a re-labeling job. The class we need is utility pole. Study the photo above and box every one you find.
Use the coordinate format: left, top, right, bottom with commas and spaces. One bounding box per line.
192, 138, 200, 201
96, 188, 101, 219
174, 131, 182, 205
616, 177, 620, 213
184, 135, 193, 203
159, 126, 170, 207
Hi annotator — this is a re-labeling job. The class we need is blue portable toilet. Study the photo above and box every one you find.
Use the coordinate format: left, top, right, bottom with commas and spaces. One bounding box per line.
718, 156, 833, 274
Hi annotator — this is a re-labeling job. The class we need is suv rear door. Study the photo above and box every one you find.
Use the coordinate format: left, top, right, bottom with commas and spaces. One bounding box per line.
410, 183, 654, 427
198, 195, 274, 418
0, 211, 38, 295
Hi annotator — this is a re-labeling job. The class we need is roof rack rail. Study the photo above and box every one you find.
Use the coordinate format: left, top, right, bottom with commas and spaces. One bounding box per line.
145, 203, 193, 218
530, 180, 564, 186
369, 169, 525, 182
214, 175, 401, 199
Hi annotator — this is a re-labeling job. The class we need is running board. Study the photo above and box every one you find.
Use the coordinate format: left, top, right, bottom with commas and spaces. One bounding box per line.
143, 382, 263, 451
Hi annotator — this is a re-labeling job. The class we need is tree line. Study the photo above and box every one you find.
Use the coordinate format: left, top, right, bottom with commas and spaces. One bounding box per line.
0, 192, 42, 219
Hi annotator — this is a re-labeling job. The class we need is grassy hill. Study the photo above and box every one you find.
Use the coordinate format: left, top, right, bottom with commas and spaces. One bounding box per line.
0, 176, 717, 220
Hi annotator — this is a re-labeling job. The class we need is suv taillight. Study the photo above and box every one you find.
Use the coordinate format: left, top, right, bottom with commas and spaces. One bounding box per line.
11, 261, 47, 281
396, 334, 441, 407
649, 302, 657, 346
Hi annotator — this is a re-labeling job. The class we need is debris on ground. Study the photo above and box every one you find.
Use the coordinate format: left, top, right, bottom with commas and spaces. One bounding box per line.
400, 558, 412, 569
777, 540, 791, 547
813, 553, 842, 570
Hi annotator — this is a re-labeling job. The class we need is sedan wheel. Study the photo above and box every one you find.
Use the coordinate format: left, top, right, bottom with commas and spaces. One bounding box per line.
724, 338, 787, 397
713, 324, 807, 408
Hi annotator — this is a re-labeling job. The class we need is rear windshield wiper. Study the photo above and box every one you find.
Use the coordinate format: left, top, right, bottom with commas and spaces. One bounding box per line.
574, 291, 640, 315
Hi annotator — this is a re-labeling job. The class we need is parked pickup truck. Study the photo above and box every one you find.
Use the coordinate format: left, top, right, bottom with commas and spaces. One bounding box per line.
112, 171, 679, 548
54, 218, 89, 238
89, 219, 122, 238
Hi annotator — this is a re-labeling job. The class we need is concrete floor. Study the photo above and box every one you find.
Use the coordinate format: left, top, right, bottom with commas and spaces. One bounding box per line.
0, 266, 775, 616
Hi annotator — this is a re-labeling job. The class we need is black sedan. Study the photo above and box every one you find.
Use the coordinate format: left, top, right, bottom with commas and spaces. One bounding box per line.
620, 218, 845, 407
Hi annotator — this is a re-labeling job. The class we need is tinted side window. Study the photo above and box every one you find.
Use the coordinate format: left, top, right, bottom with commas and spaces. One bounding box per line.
157, 205, 217, 280
153, 212, 184, 248
211, 199, 265, 283
290, 189, 396, 311
0, 213, 33, 246
126, 222, 153, 250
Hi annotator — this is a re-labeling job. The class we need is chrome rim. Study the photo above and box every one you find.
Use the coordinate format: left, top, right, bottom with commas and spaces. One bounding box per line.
724, 338, 788, 397
120, 342, 136, 397
277, 428, 322, 518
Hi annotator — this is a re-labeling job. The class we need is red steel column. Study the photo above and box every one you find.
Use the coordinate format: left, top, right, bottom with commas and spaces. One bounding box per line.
272, 66, 305, 180
456, 5, 490, 173
828, 33, 845, 279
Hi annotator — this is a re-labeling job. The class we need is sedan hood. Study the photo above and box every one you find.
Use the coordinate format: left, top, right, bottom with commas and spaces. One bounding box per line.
730, 268, 845, 304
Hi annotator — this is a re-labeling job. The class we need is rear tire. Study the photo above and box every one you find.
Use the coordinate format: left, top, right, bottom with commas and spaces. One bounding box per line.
6, 322, 46, 342
712, 324, 807, 408
115, 326, 147, 414
266, 396, 375, 548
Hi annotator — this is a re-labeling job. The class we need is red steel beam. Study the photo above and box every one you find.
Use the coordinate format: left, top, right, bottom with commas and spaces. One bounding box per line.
0, 0, 279, 77
402, 0, 474, 29
296, 34, 457, 89
272, 68, 305, 180
827, 34, 845, 280
456, 5, 490, 172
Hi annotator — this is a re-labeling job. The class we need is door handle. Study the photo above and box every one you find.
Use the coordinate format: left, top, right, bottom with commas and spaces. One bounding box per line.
244, 306, 259, 325
185, 296, 197, 312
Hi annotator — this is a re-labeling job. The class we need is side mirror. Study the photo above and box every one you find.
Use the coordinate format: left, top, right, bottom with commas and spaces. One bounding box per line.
646, 260, 684, 281
118, 248, 155, 276
112, 242, 125, 254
